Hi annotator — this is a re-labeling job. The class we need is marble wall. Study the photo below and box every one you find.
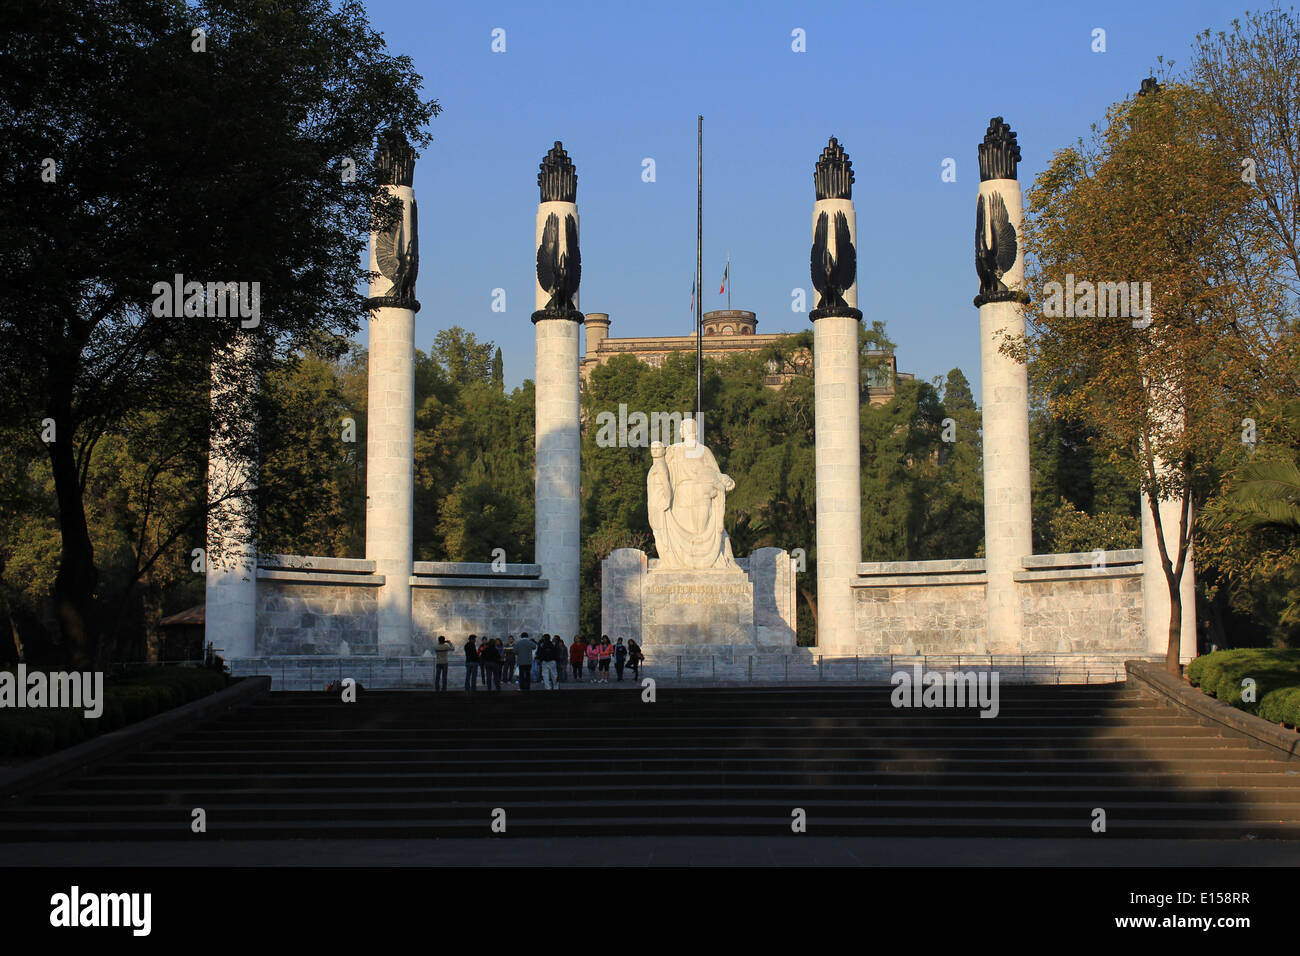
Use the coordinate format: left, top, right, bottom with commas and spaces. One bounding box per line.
852, 551, 1146, 656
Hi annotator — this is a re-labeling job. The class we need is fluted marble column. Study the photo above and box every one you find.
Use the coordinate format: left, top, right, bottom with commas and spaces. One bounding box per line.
809, 137, 862, 656
365, 129, 419, 655
974, 118, 1032, 652
533, 142, 583, 639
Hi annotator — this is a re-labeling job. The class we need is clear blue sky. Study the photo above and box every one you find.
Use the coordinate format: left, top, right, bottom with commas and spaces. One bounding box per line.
362, 0, 1248, 397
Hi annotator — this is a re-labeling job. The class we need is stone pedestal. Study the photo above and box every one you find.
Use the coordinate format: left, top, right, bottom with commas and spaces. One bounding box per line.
601, 548, 797, 654
643, 568, 754, 648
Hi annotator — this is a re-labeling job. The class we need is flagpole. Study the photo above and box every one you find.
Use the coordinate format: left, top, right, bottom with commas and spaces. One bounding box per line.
696, 114, 703, 422
727, 251, 731, 310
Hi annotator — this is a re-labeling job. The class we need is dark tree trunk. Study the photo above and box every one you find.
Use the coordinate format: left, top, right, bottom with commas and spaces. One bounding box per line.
48, 430, 97, 668
1165, 581, 1182, 676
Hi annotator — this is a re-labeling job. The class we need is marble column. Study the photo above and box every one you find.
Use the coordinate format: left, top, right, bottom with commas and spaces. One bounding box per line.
205, 333, 258, 660
365, 129, 420, 655
974, 118, 1032, 653
533, 142, 583, 639
809, 137, 862, 656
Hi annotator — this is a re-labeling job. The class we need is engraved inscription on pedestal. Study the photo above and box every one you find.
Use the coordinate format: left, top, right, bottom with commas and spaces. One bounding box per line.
641, 568, 754, 648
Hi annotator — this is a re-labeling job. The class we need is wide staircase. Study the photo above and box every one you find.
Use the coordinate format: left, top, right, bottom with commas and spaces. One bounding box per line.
3, 684, 1300, 840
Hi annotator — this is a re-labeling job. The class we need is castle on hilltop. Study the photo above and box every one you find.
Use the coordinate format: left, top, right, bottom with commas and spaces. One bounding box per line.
579, 309, 912, 406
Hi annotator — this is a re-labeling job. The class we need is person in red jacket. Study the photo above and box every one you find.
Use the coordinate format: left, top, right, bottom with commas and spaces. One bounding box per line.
586, 638, 600, 682
570, 635, 587, 681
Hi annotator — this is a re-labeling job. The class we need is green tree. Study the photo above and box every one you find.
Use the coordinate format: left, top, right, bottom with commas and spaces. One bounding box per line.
430, 328, 496, 387
0, 0, 437, 665
1020, 76, 1288, 672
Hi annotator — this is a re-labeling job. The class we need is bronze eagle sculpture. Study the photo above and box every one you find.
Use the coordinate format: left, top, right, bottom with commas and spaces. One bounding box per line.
810, 210, 855, 311
974, 191, 1016, 298
375, 198, 418, 305
536, 211, 580, 313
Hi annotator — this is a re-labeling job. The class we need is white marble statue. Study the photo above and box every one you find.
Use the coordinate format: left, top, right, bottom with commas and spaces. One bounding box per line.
647, 418, 738, 570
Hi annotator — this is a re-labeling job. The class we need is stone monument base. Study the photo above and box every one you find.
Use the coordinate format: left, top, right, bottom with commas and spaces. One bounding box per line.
601, 547, 798, 654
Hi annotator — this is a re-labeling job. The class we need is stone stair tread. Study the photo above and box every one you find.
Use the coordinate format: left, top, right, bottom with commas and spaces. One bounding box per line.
6, 685, 1298, 842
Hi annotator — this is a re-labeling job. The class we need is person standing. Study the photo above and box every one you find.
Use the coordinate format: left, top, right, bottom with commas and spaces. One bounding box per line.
503, 636, 517, 685
554, 635, 568, 684
627, 638, 643, 681
480, 637, 502, 692
463, 635, 480, 691
538, 635, 558, 690
433, 635, 453, 691
570, 635, 586, 682
614, 637, 628, 682
598, 635, 614, 683
586, 637, 600, 683
514, 632, 537, 691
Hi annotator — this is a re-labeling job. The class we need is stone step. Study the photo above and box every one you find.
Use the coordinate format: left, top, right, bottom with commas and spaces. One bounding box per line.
5, 685, 1296, 843
129, 737, 1239, 759
112, 746, 1283, 770
4, 816, 1298, 841
9, 799, 1300, 825
30, 783, 1300, 806
64, 764, 1300, 792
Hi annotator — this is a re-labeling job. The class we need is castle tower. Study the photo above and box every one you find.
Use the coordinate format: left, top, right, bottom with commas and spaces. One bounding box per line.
533, 142, 583, 639
205, 333, 258, 660
973, 117, 1032, 651
365, 128, 419, 655
809, 136, 863, 656
584, 312, 609, 358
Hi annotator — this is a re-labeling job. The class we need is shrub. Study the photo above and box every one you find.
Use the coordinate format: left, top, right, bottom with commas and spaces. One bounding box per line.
0, 666, 229, 758
1257, 686, 1300, 728
1186, 648, 1300, 729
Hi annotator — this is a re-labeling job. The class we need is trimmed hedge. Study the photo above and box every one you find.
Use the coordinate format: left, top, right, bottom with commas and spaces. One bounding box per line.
1187, 648, 1300, 729
0, 666, 229, 758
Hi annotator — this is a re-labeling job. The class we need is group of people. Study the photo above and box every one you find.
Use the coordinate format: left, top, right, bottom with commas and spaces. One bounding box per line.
432, 632, 643, 691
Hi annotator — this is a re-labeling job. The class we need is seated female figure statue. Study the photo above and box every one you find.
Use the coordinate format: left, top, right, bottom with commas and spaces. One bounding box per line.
646, 417, 738, 570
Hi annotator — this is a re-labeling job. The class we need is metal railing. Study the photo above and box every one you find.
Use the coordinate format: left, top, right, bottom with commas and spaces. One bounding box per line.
228, 652, 1138, 691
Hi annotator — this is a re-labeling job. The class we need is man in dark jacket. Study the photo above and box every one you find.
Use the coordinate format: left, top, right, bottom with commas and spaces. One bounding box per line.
538, 635, 558, 690
480, 637, 502, 691
463, 635, 479, 691
614, 638, 628, 681
554, 636, 567, 684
